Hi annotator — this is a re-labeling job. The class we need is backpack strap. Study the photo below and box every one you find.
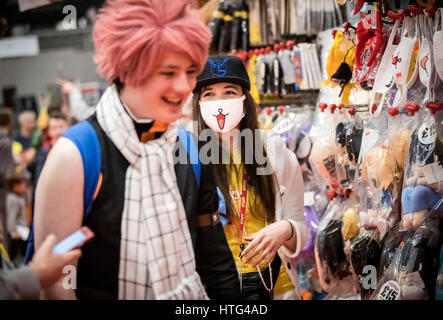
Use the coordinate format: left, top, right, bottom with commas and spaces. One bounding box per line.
176, 127, 229, 226
62, 121, 102, 218
24, 121, 101, 264
177, 127, 201, 189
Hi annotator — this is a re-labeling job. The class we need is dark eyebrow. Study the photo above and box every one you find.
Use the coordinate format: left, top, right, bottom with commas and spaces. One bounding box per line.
202, 85, 240, 92
201, 86, 213, 93
224, 85, 241, 90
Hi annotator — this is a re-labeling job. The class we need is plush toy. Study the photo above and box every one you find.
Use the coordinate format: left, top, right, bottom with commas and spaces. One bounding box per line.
315, 212, 349, 293
350, 235, 382, 299
341, 207, 360, 242
401, 120, 443, 230
310, 136, 339, 190
378, 224, 405, 279
390, 130, 411, 170
336, 122, 363, 188
360, 146, 403, 238
390, 224, 440, 300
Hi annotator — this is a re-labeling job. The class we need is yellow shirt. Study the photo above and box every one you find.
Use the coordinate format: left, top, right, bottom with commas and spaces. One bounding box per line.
223, 162, 295, 296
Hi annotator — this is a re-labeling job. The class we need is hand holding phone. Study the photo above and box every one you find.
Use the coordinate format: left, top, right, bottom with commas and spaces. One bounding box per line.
52, 226, 94, 254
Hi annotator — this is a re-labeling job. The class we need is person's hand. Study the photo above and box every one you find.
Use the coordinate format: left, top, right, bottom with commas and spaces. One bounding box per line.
241, 220, 292, 268
12, 231, 22, 240
57, 79, 77, 95
23, 148, 37, 167
29, 234, 82, 289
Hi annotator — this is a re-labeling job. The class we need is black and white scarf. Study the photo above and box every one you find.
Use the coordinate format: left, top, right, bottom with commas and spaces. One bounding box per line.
96, 86, 207, 300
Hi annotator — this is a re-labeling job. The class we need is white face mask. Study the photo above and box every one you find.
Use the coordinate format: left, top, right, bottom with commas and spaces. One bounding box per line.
391, 17, 418, 109
418, 14, 436, 103
199, 95, 246, 133
370, 19, 400, 118
433, 8, 443, 81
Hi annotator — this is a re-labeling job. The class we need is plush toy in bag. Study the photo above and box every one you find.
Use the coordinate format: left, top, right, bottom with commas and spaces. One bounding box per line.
401, 112, 443, 230
314, 197, 351, 294
335, 120, 363, 190
371, 221, 440, 300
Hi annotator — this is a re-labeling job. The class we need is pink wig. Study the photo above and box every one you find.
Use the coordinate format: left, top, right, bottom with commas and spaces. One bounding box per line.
93, 0, 212, 87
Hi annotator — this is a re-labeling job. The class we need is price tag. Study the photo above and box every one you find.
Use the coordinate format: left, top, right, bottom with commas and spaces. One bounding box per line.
304, 192, 315, 206
378, 280, 401, 300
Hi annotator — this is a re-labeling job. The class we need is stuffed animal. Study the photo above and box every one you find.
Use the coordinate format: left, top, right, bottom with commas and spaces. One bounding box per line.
401, 120, 443, 230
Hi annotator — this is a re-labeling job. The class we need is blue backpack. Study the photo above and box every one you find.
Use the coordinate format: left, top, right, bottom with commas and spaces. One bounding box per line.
25, 123, 226, 263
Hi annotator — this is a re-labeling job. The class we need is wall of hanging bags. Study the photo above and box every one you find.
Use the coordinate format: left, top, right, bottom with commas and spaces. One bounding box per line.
261, 1, 443, 300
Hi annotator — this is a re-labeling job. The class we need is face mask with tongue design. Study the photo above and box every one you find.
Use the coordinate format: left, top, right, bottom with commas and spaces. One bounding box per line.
391, 16, 419, 109
199, 95, 246, 133
433, 8, 443, 81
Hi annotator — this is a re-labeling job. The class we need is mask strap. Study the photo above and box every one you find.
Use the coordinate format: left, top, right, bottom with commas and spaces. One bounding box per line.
405, 16, 415, 39
420, 14, 430, 42
434, 8, 442, 33
369, 19, 400, 118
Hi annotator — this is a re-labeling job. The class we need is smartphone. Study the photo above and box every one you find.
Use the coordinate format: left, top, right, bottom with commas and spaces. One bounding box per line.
52, 227, 94, 254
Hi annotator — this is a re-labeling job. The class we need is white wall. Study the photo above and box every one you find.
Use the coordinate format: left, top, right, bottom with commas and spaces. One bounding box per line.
0, 48, 104, 106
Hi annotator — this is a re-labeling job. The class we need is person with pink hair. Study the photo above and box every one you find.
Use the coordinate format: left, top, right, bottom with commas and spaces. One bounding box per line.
29, 0, 225, 300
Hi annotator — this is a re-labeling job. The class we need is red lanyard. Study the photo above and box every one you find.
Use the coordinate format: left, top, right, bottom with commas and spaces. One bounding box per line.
232, 169, 248, 251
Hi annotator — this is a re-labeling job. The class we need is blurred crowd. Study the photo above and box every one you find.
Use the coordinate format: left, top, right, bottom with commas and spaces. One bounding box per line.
0, 80, 87, 267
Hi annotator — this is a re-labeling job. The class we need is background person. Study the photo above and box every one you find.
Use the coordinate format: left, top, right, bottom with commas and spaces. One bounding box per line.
192, 54, 309, 300
0, 233, 81, 300
32, 0, 217, 300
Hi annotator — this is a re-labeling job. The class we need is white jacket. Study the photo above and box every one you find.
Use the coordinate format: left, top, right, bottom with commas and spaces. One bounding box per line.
263, 133, 309, 300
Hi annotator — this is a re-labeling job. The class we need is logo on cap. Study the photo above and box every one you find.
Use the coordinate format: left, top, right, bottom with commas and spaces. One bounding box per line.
208, 58, 229, 78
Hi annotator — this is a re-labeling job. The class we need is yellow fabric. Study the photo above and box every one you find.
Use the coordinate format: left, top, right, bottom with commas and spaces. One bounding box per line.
223, 159, 295, 296
246, 54, 260, 104
37, 106, 49, 130
0, 243, 11, 263
322, 30, 356, 105
407, 40, 419, 83
258, 116, 274, 132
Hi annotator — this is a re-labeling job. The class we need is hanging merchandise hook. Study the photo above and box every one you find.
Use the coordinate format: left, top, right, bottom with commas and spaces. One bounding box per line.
348, 106, 356, 116
425, 6, 437, 18
319, 103, 328, 112
405, 103, 420, 116
408, 4, 423, 18
426, 101, 443, 115
388, 107, 399, 117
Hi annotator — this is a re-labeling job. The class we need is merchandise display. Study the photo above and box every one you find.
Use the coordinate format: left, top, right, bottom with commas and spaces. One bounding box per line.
1, 0, 443, 302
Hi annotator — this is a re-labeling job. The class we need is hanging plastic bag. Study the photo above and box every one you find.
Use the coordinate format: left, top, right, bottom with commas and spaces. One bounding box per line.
378, 222, 406, 279
350, 112, 410, 299
335, 114, 363, 190
433, 8, 443, 81
391, 16, 420, 110
401, 109, 443, 230
314, 197, 350, 293
371, 220, 440, 300
368, 16, 402, 118
309, 105, 340, 191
